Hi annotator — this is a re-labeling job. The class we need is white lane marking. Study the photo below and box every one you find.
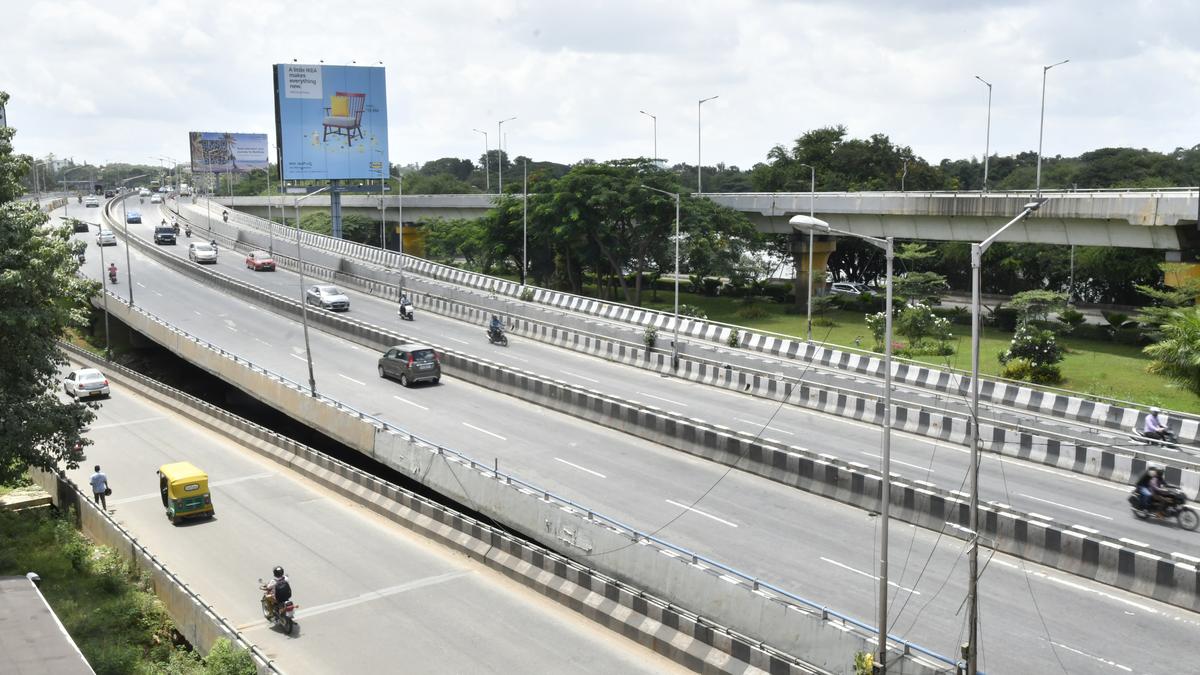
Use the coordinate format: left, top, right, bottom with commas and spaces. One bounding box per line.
1017, 493, 1114, 520
1071, 524, 1100, 534
665, 499, 737, 528
638, 392, 688, 407
136, 282, 146, 288
1173, 552, 1200, 564
289, 353, 307, 362
506, 354, 530, 363
88, 416, 164, 431
560, 370, 600, 384
238, 570, 474, 631
735, 418, 794, 435
1118, 537, 1149, 547
820, 557, 920, 595
254, 338, 272, 347
859, 451, 933, 473
152, 290, 162, 297
392, 395, 429, 411
193, 310, 202, 316
338, 374, 366, 386
554, 457, 607, 478
1027, 512, 1054, 521
1047, 640, 1132, 672
445, 336, 469, 344
463, 422, 506, 441
111, 472, 274, 505
992, 558, 1162, 613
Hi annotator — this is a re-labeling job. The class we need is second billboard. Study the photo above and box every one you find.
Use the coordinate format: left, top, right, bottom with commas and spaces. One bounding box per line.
189, 132, 269, 173
273, 63, 389, 181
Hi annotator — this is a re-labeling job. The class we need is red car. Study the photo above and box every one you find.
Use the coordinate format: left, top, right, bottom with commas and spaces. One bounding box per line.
245, 250, 276, 271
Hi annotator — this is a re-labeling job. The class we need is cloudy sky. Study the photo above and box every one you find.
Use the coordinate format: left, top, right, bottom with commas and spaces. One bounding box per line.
4, 0, 1198, 171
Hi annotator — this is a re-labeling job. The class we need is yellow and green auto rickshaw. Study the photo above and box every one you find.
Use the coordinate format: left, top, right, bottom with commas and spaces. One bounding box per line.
157, 462, 214, 524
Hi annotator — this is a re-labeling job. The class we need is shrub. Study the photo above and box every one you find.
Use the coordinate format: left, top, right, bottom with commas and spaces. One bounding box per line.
933, 305, 970, 325
896, 303, 953, 344
643, 325, 657, 350
678, 304, 707, 320
989, 306, 1019, 332
727, 328, 741, 348
1000, 357, 1034, 381
1030, 363, 1064, 384
735, 305, 771, 320
518, 287, 534, 302
1102, 310, 1131, 329
1057, 307, 1086, 331
203, 638, 257, 675
999, 325, 1065, 384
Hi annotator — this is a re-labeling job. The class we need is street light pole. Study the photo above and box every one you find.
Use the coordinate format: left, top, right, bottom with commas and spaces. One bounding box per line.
118, 173, 148, 305
497, 116, 516, 194
398, 174, 405, 297
473, 129, 490, 193
974, 76, 993, 192
522, 160, 528, 286
639, 110, 657, 165
966, 199, 1044, 675
697, 96, 718, 193
1036, 59, 1069, 198
799, 163, 815, 342
642, 185, 681, 369
295, 185, 331, 397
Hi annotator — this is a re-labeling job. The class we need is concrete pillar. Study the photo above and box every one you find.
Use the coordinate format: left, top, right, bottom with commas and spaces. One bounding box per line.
790, 233, 838, 308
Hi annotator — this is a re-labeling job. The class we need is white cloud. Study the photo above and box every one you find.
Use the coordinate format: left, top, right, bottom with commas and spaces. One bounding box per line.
3, 0, 1197, 171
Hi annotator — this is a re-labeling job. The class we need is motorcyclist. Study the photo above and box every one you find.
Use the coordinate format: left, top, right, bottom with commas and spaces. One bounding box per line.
222, 210, 229, 223
108, 262, 118, 283
489, 315, 503, 339
171, 216, 179, 234
1135, 467, 1170, 512
399, 293, 413, 318
260, 566, 291, 616
1142, 407, 1169, 441
184, 224, 192, 238
210, 239, 219, 253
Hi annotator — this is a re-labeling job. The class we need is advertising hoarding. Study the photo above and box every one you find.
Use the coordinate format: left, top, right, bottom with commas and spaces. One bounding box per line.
272, 64, 389, 181
188, 132, 269, 173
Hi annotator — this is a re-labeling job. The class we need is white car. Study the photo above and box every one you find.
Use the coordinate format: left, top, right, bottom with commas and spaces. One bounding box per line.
84, 196, 99, 208
305, 285, 350, 311
139, 188, 151, 197
96, 229, 117, 246
188, 242, 218, 264
150, 194, 163, 204
830, 282, 871, 295
64, 368, 110, 399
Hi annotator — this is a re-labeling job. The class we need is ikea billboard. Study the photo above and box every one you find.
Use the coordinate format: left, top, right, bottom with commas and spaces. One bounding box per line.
272, 64, 389, 181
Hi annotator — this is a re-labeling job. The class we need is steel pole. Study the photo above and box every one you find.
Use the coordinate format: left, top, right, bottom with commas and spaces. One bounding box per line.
474, 129, 489, 192
98, 234, 111, 360
497, 117, 516, 194
673, 193, 680, 369
121, 194, 134, 306
522, 160, 528, 286
295, 186, 330, 397
967, 242, 982, 675
801, 164, 815, 342
975, 76, 992, 191
877, 237, 894, 671
697, 96, 718, 193
1036, 59, 1068, 198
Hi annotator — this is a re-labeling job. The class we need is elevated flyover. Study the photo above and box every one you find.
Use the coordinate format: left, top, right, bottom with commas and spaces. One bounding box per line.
221, 188, 1199, 249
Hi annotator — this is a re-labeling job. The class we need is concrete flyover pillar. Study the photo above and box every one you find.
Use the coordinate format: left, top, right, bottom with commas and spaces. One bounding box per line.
790, 233, 837, 309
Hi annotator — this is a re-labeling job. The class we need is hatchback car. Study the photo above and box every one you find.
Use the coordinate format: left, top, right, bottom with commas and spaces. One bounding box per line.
96, 229, 116, 246
84, 196, 99, 208
64, 368, 110, 399
305, 285, 350, 311
378, 344, 441, 387
150, 194, 163, 204
104, 190, 114, 198
188, 242, 218, 264
245, 250, 276, 271
830, 282, 870, 295
126, 210, 142, 224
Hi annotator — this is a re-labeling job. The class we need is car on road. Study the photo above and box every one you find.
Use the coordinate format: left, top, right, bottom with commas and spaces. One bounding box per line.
830, 282, 871, 295
305, 284, 350, 311
158, 186, 170, 193
138, 188, 151, 197
63, 368, 110, 399
126, 210, 142, 224
188, 242, 217, 263
96, 229, 116, 246
377, 344, 441, 387
150, 194, 163, 204
84, 196, 99, 208
104, 189, 114, 198
154, 226, 177, 245
245, 250, 276, 271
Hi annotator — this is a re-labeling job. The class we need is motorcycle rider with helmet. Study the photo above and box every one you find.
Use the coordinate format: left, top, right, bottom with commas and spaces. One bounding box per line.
1143, 407, 1169, 441
261, 566, 291, 616
1136, 467, 1170, 513
108, 262, 118, 284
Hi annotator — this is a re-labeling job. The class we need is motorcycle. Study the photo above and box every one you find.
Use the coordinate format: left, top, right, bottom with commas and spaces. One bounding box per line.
184, 227, 192, 238
1129, 426, 1179, 450
258, 580, 297, 634
1128, 486, 1199, 530
487, 325, 508, 347
77, 253, 86, 265
108, 270, 118, 285
139, 197, 144, 204
399, 300, 414, 321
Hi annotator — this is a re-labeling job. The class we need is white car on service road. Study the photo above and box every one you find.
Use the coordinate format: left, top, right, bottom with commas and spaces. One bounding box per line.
64, 368, 110, 399
96, 229, 117, 246
188, 242, 218, 264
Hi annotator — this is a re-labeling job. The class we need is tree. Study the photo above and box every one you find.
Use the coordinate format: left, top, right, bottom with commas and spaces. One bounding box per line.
1136, 263, 1200, 338
893, 271, 948, 306
1144, 308, 1200, 396
424, 217, 489, 270
0, 90, 99, 482
1008, 290, 1067, 326
299, 212, 381, 246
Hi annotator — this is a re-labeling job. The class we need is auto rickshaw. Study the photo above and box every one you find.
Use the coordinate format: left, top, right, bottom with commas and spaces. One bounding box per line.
157, 462, 214, 524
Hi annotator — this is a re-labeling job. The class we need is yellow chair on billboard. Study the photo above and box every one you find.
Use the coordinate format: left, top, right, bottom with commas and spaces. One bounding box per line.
323, 91, 366, 146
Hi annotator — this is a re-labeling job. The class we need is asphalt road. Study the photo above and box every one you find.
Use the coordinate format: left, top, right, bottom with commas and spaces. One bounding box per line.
58, 200, 1200, 673
145, 200, 1200, 559
60, 370, 681, 674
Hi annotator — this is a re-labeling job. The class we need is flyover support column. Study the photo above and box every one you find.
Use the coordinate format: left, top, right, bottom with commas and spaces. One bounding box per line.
790, 233, 837, 314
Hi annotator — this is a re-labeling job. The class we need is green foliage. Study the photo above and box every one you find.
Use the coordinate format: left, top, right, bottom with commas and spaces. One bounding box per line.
200, 639, 257, 675
989, 306, 1020, 332
1144, 307, 1200, 396
1101, 310, 1132, 329
810, 294, 838, 317
736, 304, 771, 320
0, 98, 99, 482
643, 325, 658, 350
678, 304, 707, 319
894, 242, 938, 270
865, 311, 887, 349
423, 218, 489, 269
893, 271, 948, 306
854, 651, 875, 675
1057, 307, 1086, 330
999, 324, 1065, 384
727, 327, 741, 348
1009, 290, 1067, 325
519, 287, 535, 302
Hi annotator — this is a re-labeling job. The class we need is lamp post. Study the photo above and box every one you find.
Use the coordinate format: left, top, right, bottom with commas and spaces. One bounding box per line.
641, 185, 681, 369
522, 160, 528, 286
792, 215, 893, 670
798, 163, 815, 342
901, 159, 908, 192
697, 95, 718, 193
497, 116, 516, 194
119, 173, 148, 305
473, 129, 490, 193
639, 110, 657, 165
1036, 59, 1069, 198
397, 174, 404, 297
974, 76, 993, 192
965, 199, 1045, 674
295, 185, 331, 397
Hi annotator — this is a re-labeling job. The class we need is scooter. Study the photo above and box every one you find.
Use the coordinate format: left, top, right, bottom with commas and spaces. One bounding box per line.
184, 227, 192, 238
258, 580, 297, 634
487, 326, 508, 347
1129, 426, 1179, 450
399, 301, 415, 321
1128, 487, 1199, 530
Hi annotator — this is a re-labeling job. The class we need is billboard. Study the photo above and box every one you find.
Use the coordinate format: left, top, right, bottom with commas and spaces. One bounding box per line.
273, 64, 388, 181
188, 132, 269, 173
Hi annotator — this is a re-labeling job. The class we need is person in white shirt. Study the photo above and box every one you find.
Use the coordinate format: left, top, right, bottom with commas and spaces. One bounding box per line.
89, 465, 108, 510
1142, 407, 1168, 441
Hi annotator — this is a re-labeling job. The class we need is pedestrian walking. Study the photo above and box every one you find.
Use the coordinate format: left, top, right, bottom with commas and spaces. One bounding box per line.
89, 465, 109, 510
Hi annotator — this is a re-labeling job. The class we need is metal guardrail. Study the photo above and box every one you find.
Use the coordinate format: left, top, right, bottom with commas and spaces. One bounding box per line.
97, 198, 963, 671
193, 194, 1199, 428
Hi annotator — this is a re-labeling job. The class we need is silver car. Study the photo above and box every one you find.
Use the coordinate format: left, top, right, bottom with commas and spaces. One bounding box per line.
377, 344, 441, 387
305, 285, 350, 311
64, 368, 110, 399
188, 242, 218, 264
96, 229, 117, 246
